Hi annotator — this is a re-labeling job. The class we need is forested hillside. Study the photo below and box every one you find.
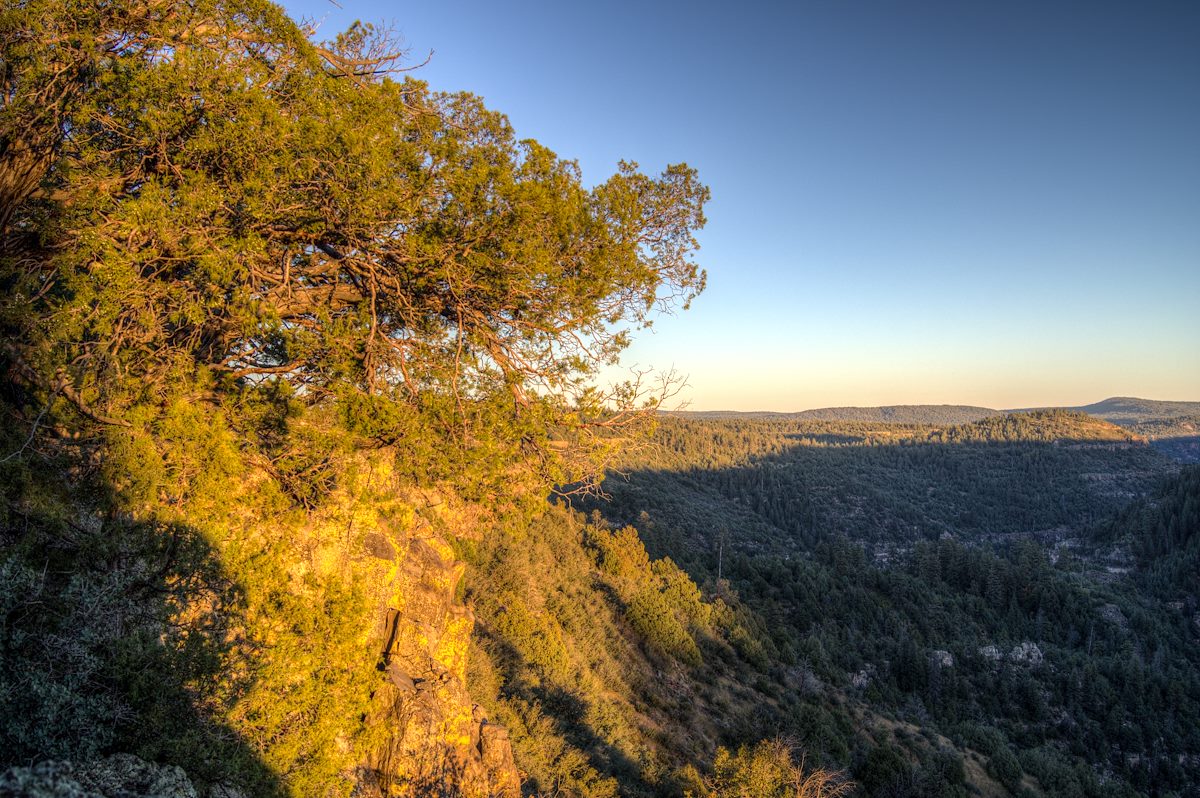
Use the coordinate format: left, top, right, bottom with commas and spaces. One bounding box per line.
567, 416, 1200, 797
1073, 399, 1200, 463
597, 411, 1169, 554
671, 405, 996, 425
675, 399, 1200, 463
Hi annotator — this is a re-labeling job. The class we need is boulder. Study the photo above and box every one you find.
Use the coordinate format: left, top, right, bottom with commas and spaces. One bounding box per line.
977, 645, 1002, 661
0, 755, 197, 798
1008, 641, 1044, 665
930, 649, 954, 668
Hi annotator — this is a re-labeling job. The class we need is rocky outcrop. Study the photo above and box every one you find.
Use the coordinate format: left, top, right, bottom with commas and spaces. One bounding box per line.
978, 642, 1044, 666
930, 650, 954, 668
0, 755, 197, 798
850, 663, 876, 689
1099, 603, 1128, 629
1008, 641, 1043, 665
357, 524, 520, 798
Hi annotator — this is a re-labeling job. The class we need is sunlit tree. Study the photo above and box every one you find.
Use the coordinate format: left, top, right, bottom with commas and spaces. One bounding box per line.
1, 0, 707, 499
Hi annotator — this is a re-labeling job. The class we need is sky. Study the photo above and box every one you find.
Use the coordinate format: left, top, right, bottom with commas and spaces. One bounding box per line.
282, 0, 1200, 411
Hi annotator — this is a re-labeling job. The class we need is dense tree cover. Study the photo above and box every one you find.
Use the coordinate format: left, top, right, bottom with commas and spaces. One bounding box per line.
1072, 400, 1200, 463
1077, 398, 1200, 426
928, 410, 1137, 444
671, 406, 995, 425
464, 504, 992, 798
582, 417, 1200, 797
599, 414, 1169, 551
1098, 465, 1200, 599
2, 3, 1193, 798
466, 504, 1009, 798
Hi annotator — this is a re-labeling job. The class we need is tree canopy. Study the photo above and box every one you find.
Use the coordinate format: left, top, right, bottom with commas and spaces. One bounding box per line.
1, 0, 707, 498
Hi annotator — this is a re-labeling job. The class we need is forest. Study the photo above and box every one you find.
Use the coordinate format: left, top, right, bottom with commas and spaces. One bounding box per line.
559, 412, 1200, 797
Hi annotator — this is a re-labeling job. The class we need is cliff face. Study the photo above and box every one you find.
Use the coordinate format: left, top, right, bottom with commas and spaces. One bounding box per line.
0, 442, 521, 798
355, 517, 520, 798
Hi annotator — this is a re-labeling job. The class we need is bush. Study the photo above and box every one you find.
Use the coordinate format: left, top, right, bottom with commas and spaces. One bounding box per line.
696, 739, 852, 798
986, 744, 1022, 791
627, 587, 702, 666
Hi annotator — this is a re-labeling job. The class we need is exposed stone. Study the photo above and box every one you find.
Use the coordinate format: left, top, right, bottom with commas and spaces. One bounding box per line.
362, 532, 397, 561
978, 645, 1002, 661
359, 523, 520, 798
930, 649, 954, 668
478, 723, 520, 798
1008, 641, 1044, 665
206, 785, 247, 798
1099, 603, 1128, 629
850, 663, 876, 689
386, 660, 416, 691
0, 755, 197, 798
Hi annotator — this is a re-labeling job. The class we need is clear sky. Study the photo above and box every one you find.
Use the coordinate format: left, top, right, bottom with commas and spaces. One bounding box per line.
282, 0, 1199, 411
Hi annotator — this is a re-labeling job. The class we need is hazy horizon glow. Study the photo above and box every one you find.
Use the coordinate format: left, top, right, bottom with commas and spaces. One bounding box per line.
283, 0, 1200, 411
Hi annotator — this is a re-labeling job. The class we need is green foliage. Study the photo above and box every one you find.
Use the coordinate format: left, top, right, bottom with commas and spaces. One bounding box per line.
626, 585, 702, 666
855, 743, 911, 796
596, 414, 1169, 549
986, 744, 1022, 791
0, 505, 281, 795
2, 0, 708, 502
929, 410, 1133, 444
1100, 464, 1200, 596
490, 598, 574, 682
688, 739, 850, 798
228, 567, 378, 796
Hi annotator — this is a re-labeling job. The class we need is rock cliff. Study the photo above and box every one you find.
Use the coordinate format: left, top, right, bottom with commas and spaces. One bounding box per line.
355, 515, 520, 798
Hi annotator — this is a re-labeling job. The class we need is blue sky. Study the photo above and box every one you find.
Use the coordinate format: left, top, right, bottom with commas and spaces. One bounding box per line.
283, 0, 1199, 410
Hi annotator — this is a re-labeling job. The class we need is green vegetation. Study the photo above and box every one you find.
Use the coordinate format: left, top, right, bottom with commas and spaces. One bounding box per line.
674, 399, 1200, 464
456, 500, 874, 798
1073, 399, 1200, 463
680, 739, 852, 798
1098, 465, 1200, 599
2, 0, 707, 503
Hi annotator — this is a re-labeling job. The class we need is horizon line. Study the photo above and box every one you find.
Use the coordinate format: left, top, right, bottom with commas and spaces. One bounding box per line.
663, 395, 1200, 415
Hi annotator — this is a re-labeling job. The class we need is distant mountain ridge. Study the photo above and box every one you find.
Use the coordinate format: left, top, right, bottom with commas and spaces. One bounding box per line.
1070, 396, 1200, 421
1069, 398, 1200, 463
669, 404, 997, 424
668, 397, 1200, 461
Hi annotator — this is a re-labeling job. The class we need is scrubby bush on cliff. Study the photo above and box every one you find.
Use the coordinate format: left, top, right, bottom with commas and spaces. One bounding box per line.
680, 739, 852, 798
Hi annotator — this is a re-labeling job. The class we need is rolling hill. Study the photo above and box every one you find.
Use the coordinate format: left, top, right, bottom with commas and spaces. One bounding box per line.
672, 398, 1200, 462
